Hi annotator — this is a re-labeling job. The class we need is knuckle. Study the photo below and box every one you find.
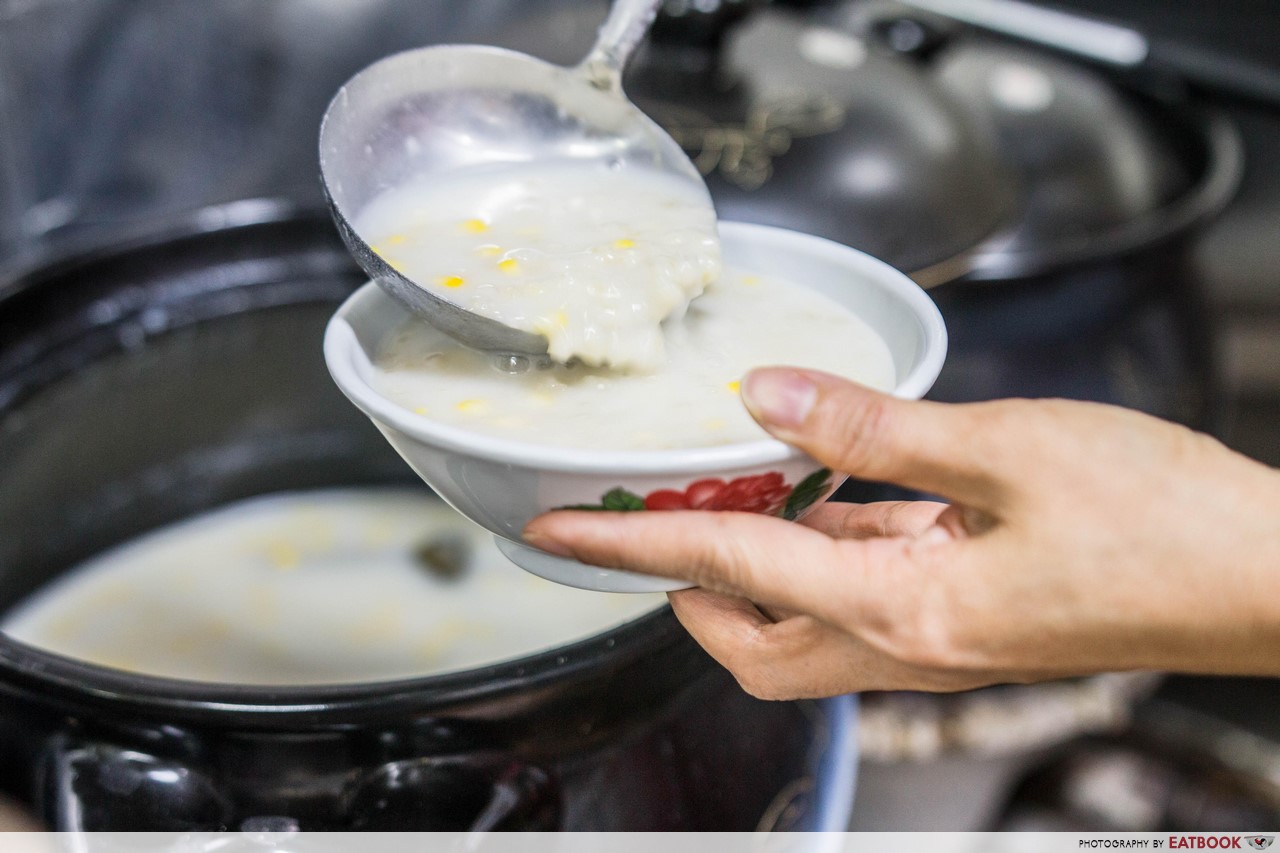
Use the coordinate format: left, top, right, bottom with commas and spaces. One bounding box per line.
714, 616, 768, 671
732, 669, 795, 702
828, 539, 963, 672
877, 501, 916, 537
718, 621, 802, 701
893, 620, 965, 671
694, 516, 760, 590
814, 392, 894, 475
873, 590, 969, 673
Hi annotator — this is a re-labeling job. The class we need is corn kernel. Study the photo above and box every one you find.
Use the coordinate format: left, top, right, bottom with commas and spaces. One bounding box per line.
413, 406, 429, 415
266, 541, 301, 571
438, 275, 466, 289
613, 238, 636, 249
345, 605, 404, 645
498, 259, 520, 274
475, 244, 502, 257
726, 380, 741, 393
455, 399, 489, 414
461, 219, 489, 233
385, 233, 407, 246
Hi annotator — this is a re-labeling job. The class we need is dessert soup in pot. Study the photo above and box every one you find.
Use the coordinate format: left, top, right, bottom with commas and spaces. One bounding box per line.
0, 210, 857, 831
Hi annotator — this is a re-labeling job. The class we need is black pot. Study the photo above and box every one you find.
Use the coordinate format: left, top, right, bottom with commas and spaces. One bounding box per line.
0, 206, 857, 831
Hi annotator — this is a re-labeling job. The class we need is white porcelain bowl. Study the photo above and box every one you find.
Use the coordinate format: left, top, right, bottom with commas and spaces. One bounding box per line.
324, 222, 947, 593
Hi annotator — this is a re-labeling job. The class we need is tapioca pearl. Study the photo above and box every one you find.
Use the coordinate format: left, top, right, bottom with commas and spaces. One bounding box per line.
672, 259, 699, 283
655, 278, 686, 300
661, 231, 698, 249
598, 247, 631, 265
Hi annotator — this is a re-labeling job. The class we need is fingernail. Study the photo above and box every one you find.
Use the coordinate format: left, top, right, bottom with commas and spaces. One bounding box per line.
522, 526, 574, 558
742, 369, 817, 430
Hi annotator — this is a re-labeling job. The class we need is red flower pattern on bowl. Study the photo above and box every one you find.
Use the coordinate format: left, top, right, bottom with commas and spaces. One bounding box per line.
643, 472, 793, 515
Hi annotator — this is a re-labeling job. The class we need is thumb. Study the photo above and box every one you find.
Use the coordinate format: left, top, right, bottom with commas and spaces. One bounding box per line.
742, 367, 1003, 506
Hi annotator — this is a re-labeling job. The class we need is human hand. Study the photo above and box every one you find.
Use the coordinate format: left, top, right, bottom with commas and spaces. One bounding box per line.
524, 368, 1280, 699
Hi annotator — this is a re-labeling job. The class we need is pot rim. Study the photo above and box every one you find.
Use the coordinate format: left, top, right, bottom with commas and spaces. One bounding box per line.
956, 103, 1244, 282
0, 603, 683, 721
0, 197, 320, 300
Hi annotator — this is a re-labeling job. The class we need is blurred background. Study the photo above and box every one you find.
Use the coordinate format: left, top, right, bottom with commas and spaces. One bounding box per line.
0, 0, 1275, 832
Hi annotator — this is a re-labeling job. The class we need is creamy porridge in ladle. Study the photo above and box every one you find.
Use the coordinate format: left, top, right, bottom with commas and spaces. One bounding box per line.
357, 163, 721, 371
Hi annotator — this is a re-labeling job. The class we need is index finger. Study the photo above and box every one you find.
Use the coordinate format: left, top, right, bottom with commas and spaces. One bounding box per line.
523, 508, 953, 628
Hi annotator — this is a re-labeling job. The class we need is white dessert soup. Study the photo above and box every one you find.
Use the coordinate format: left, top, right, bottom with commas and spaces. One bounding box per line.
1, 489, 664, 685
371, 266, 897, 451
356, 163, 721, 370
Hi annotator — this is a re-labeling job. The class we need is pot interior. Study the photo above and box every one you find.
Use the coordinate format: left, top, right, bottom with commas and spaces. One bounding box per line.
0, 211, 664, 687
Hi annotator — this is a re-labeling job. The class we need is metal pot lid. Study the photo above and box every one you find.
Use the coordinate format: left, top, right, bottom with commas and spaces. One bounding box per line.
493, 1, 1016, 283
915, 36, 1243, 280
931, 41, 1192, 266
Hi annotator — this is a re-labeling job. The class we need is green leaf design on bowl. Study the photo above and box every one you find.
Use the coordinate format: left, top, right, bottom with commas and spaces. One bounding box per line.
782, 468, 832, 520
559, 487, 646, 512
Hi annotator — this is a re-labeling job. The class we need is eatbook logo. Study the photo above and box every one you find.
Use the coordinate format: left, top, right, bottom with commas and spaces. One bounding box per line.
1247, 838, 1274, 850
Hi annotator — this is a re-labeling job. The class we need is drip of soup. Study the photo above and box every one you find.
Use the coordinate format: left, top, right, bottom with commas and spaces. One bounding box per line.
371, 268, 896, 451
355, 163, 721, 370
0, 490, 664, 684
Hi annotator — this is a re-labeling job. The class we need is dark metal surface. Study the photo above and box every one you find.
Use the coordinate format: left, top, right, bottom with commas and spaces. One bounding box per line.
932, 42, 1242, 278
619, 2, 1016, 281
0, 0, 600, 266
0, 209, 854, 831
846, 1, 1244, 280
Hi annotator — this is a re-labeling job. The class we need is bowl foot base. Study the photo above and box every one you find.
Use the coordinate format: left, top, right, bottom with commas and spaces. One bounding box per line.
494, 537, 692, 593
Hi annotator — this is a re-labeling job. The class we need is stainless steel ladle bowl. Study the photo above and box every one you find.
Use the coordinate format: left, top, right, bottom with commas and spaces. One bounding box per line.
318, 0, 712, 356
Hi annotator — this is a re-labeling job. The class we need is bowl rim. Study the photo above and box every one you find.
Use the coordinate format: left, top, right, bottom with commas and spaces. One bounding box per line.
324, 221, 947, 474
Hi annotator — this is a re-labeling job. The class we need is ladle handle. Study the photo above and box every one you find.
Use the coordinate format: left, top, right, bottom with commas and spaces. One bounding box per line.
580, 0, 664, 90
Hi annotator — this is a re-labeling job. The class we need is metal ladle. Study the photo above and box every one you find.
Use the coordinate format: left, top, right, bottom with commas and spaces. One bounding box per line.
318, 0, 711, 357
